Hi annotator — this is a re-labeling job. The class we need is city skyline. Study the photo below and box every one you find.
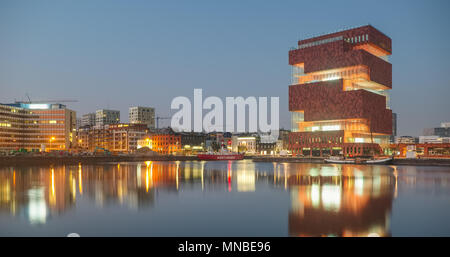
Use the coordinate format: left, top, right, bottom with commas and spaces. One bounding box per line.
1, 0, 450, 136
1, 1, 450, 242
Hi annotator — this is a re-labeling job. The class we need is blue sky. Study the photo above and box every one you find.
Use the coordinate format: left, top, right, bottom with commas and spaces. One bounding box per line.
1, 0, 449, 135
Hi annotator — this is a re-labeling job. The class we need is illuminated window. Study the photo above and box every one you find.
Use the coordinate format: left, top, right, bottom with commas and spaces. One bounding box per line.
322, 125, 340, 131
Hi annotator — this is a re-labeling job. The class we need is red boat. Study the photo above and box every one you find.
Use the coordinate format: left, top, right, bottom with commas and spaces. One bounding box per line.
197, 150, 244, 161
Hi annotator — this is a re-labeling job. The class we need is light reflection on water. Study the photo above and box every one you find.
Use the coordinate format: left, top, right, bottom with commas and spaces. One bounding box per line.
0, 160, 449, 236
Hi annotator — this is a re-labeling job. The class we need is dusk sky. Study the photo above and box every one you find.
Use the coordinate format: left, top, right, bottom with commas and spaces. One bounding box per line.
1, 0, 449, 136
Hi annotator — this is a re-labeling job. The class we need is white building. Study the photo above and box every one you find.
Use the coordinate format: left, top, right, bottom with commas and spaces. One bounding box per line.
395, 136, 417, 144
129, 106, 155, 129
441, 122, 450, 128
419, 136, 450, 144
232, 136, 256, 153
406, 145, 417, 159
96, 109, 120, 126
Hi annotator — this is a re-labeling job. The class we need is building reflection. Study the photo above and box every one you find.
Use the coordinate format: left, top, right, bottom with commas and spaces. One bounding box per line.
2, 161, 448, 235
0, 161, 252, 224
285, 164, 396, 237
0, 166, 76, 225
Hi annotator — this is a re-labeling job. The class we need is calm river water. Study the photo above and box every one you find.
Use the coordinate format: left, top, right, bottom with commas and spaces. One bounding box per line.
0, 160, 449, 236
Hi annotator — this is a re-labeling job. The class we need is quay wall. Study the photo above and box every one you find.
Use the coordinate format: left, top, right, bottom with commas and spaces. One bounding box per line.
1, 156, 450, 167
0, 155, 197, 167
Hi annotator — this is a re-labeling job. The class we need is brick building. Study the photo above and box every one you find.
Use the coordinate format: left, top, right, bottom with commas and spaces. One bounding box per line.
288, 25, 392, 157
77, 123, 147, 152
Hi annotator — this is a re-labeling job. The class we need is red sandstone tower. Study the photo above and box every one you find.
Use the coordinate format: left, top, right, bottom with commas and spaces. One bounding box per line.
288, 25, 392, 157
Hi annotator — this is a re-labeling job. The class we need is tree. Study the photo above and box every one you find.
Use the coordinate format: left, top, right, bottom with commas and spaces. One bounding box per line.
211, 142, 221, 152
238, 145, 247, 153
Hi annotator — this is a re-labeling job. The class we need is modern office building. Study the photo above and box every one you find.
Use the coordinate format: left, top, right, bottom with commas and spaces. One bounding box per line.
95, 109, 120, 126
288, 25, 393, 156
0, 103, 40, 151
81, 113, 96, 127
25, 103, 76, 151
423, 122, 450, 137
1, 102, 76, 151
129, 106, 155, 129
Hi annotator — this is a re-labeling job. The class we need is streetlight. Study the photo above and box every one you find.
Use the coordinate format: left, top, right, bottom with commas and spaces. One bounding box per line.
50, 137, 55, 151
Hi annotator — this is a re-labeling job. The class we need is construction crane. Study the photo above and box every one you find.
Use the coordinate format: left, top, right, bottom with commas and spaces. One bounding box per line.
156, 116, 171, 129
19, 99, 78, 104
21, 94, 78, 104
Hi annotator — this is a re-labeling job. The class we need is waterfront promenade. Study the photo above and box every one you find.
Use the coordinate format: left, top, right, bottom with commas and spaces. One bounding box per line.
1, 155, 450, 167
0, 155, 197, 166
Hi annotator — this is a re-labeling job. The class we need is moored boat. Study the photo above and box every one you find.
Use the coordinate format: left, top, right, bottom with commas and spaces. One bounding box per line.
324, 156, 355, 164
197, 153, 244, 160
324, 156, 392, 165
365, 157, 392, 164
197, 147, 244, 161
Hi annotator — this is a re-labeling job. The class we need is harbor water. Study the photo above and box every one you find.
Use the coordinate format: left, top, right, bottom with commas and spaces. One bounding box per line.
0, 160, 449, 236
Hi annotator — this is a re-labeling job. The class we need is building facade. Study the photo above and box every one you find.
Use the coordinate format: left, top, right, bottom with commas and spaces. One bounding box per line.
419, 136, 450, 144
179, 132, 206, 152
76, 117, 82, 129
2, 103, 77, 151
77, 123, 147, 152
0, 103, 40, 151
81, 113, 96, 127
395, 136, 418, 144
256, 141, 277, 155
288, 25, 392, 156
423, 122, 450, 138
138, 133, 181, 155
231, 136, 257, 153
96, 109, 120, 126
29, 104, 76, 151
129, 106, 155, 129
205, 132, 232, 151
391, 113, 397, 143
389, 143, 450, 158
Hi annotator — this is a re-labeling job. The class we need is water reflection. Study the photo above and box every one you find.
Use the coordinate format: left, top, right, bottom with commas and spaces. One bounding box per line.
287, 164, 395, 237
0, 161, 449, 236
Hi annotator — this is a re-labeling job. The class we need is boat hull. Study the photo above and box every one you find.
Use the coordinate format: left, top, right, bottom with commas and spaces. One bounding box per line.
324, 159, 355, 164
324, 157, 392, 165
197, 154, 244, 161
365, 158, 393, 164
